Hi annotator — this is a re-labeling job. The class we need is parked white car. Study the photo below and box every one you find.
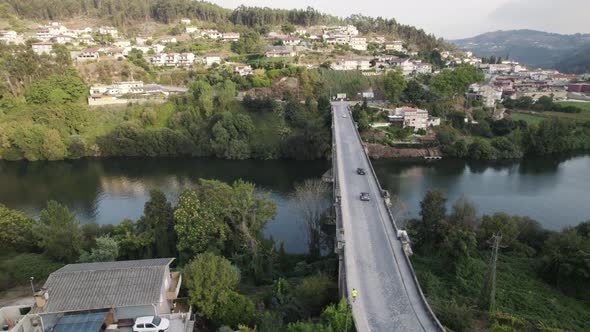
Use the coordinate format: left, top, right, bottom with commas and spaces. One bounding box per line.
132, 316, 170, 332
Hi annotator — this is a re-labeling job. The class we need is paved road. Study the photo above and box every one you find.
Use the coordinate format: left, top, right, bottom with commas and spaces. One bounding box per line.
332, 102, 441, 332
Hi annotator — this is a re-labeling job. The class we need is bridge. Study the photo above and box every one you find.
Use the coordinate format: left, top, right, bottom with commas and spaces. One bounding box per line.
331, 101, 444, 332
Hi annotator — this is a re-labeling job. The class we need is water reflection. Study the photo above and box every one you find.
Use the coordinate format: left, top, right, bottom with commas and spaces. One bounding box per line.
373, 154, 590, 231
0, 158, 330, 253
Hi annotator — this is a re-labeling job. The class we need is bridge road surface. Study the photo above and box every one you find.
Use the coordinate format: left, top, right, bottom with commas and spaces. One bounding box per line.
332, 102, 440, 332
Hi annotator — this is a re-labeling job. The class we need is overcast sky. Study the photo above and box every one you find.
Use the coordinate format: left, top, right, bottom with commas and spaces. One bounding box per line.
210, 0, 590, 39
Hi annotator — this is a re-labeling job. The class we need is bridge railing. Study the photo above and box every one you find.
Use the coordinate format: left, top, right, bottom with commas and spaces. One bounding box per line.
331, 107, 347, 299
345, 104, 445, 332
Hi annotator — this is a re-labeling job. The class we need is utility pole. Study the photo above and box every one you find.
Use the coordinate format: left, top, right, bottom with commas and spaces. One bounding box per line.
479, 234, 502, 313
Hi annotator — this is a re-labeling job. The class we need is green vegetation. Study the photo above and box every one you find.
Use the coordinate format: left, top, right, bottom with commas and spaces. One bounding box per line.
0, 177, 345, 330
408, 190, 590, 331
509, 112, 545, 125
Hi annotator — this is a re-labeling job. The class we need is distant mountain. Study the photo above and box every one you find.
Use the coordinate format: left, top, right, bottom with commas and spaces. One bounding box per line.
452, 30, 590, 74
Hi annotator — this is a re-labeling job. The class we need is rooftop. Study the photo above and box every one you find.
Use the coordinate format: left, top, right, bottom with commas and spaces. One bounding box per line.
36, 258, 174, 314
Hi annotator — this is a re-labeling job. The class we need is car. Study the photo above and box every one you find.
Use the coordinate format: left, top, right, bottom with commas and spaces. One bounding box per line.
342, 114, 347, 118
132, 316, 170, 332
360, 192, 370, 201
356, 168, 366, 175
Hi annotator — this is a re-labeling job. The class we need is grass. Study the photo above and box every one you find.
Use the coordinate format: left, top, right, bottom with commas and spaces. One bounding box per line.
510, 112, 545, 125
412, 252, 590, 331
556, 101, 590, 111
545, 102, 590, 122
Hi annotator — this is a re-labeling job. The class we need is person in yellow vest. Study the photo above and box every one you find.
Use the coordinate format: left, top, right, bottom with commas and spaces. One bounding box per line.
352, 288, 358, 302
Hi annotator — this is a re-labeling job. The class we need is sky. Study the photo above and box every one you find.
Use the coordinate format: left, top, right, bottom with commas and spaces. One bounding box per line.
209, 0, 590, 39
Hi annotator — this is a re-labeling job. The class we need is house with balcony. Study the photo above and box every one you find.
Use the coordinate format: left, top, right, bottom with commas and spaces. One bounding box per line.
350, 36, 367, 51
98, 26, 119, 38
76, 48, 100, 62
388, 107, 440, 131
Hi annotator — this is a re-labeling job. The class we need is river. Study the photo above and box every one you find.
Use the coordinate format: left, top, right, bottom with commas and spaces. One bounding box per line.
0, 155, 588, 253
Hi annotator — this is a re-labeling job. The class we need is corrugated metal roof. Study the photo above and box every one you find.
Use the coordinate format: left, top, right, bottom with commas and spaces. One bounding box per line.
39, 258, 174, 314
52, 312, 107, 332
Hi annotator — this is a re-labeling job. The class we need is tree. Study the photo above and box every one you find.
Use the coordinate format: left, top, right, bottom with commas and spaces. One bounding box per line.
213, 291, 255, 328
42, 128, 67, 160
448, 196, 477, 230
174, 189, 228, 257
294, 179, 329, 258
478, 213, 519, 248
541, 228, 590, 292
231, 30, 261, 54
417, 190, 448, 249
281, 22, 296, 34
380, 69, 407, 103
78, 236, 119, 262
136, 189, 176, 258
320, 297, 353, 332
0, 204, 36, 252
36, 201, 82, 263
112, 219, 146, 260
293, 274, 335, 315
184, 253, 240, 319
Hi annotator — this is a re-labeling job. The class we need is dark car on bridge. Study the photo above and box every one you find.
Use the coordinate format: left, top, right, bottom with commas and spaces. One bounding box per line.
357, 168, 366, 175
360, 192, 370, 201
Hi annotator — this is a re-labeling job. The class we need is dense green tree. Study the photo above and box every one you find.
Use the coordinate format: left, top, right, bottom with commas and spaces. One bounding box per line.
417, 190, 448, 249
184, 253, 241, 319
231, 30, 261, 54
293, 274, 335, 315
174, 189, 228, 257
78, 236, 119, 262
112, 219, 147, 260
468, 138, 498, 160
431, 65, 483, 97
36, 201, 82, 263
380, 69, 407, 103
320, 297, 353, 332
0, 204, 36, 252
213, 291, 256, 328
41, 129, 67, 161
478, 213, 519, 248
137, 189, 176, 258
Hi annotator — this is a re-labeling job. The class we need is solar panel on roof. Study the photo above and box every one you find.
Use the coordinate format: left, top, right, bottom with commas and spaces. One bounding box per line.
52, 312, 107, 332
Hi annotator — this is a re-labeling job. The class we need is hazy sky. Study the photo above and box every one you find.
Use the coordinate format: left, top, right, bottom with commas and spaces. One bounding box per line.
210, 0, 590, 39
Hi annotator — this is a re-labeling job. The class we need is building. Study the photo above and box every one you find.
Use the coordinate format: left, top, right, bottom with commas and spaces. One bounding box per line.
0, 30, 18, 43
98, 26, 118, 38
202, 55, 222, 66
76, 48, 100, 62
201, 29, 222, 39
384, 40, 403, 52
30, 259, 189, 331
350, 36, 367, 51
31, 42, 53, 55
234, 65, 254, 76
222, 32, 240, 42
567, 83, 590, 93
89, 81, 187, 105
331, 58, 372, 71
283, 37, 301, 46
390, 57, 414, 75
265, 49, 297, 57
78, 34, 95, 45
414, 62, 433, 75
388, 107, 440, 131
467, 83, 503, 108
180, 18, 191, 25
158, 36, 177, 44
186, 26, 199, 34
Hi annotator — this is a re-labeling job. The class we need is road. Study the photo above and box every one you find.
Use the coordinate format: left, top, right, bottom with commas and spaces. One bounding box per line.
332, 102, 441, 332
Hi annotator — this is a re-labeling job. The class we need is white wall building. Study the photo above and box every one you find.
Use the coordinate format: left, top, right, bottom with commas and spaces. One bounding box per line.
350, 36, 367, 51
98, 26, 118, 38
32, 42, 53, 55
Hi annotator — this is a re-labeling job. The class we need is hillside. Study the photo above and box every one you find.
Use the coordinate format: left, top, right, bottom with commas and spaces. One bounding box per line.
452, 29, 590, 73
0, 0, 448, 51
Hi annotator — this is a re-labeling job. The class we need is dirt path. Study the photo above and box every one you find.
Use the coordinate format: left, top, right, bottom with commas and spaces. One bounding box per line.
0, 286, 34, 308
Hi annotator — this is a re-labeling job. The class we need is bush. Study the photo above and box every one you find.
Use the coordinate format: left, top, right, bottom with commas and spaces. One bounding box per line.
214, 292, 256, 328
0, 253, 63, 291
434, 302, 474, 332
293, 274, 336, 315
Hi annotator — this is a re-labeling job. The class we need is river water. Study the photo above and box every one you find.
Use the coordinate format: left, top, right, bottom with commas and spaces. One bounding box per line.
0, 155, 588, 253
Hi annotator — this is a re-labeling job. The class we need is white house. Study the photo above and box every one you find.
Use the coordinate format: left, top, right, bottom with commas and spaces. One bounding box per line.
350, 36, 367, 51
283, 37, 301, 46
384, 40, 404, 52
391, 58, 414, 75
180, 18, 191, 25
331, 58, 372, 71
98, 26, 118, 38
31, 42, 53, 55
222, 32, 240, 42
158, 36, 177, 44
201, 29, 222, 39
203, 55, 222, 66
414, 62, 432, 75
76, 48, 100, 62
0, 30, 18, 43
234, 65, 254, 76
265, 49, 297, 57
389, 106, 440, 131
186, 26, 199, 34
